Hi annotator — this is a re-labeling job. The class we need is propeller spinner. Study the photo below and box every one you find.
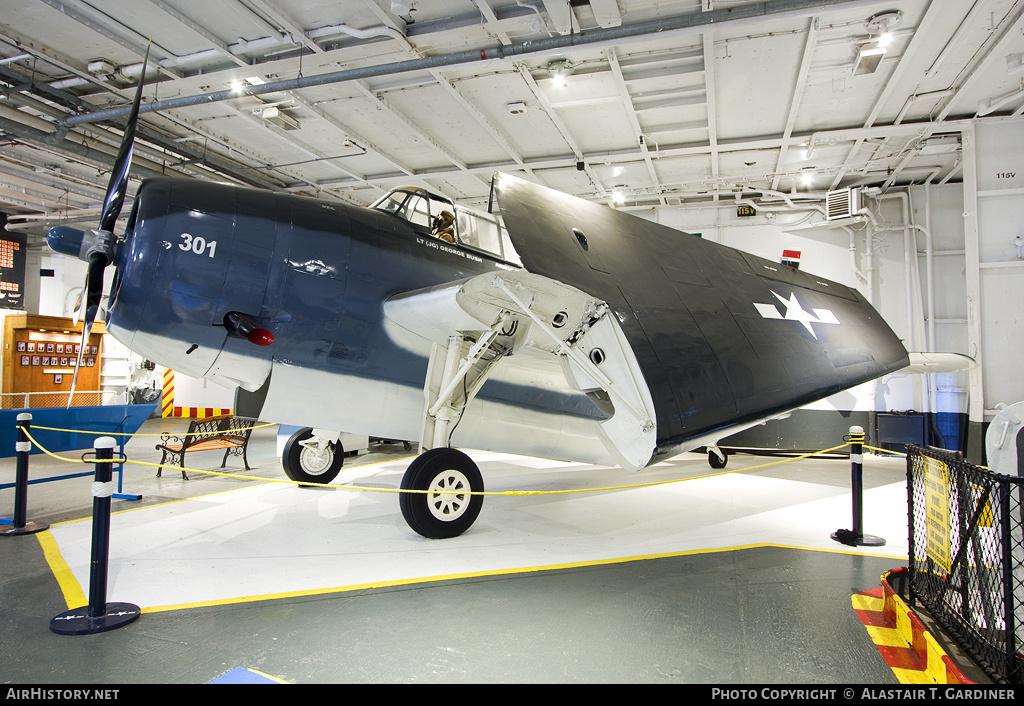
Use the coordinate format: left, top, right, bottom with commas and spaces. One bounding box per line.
47, 44, 150, 406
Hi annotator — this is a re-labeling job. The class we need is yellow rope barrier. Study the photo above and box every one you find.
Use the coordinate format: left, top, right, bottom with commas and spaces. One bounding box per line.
20, 424, 859, 498
864, 444, 907, 457
27, 421, 279, 438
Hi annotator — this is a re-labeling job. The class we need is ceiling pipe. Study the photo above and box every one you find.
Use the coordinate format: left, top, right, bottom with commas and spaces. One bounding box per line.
48, 34, 296, 90
51, 0, 880, 139
306, 24, 406, 43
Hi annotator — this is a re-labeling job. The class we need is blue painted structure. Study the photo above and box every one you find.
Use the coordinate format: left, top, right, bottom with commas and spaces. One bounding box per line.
0, 404, 156, 501
0, 404, 156, 459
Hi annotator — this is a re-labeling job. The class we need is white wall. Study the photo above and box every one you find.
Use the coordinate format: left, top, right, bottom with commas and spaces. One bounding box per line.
974, 118, 1024, 415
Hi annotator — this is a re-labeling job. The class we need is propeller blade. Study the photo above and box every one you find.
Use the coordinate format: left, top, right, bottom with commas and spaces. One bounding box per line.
66, 324, 92, 408
99, 42, 150, 235
70, 285, 86, 326
67, 255, 106, 407
68, 42, 149, 407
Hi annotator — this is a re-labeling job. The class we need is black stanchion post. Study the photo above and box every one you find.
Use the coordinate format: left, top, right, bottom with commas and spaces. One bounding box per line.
50, 436, 140, 635
2, 413, 48, 537
831, 425, 886, 547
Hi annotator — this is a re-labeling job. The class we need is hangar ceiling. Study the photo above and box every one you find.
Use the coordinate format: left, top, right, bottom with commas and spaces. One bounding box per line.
1, 0, 1022, 240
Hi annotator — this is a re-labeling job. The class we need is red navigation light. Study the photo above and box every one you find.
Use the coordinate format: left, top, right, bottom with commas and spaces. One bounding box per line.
247, 328, 274, 346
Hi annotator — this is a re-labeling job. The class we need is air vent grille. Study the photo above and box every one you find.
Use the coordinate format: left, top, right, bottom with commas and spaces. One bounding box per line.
826, 188, 860, 220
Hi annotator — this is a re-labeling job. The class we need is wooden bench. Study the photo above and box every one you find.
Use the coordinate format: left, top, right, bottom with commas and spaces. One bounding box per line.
155, 415, 255, 480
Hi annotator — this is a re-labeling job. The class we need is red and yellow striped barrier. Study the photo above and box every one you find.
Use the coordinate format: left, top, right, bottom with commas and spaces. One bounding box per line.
161, 369, 231, 419
852, 568, 975, 684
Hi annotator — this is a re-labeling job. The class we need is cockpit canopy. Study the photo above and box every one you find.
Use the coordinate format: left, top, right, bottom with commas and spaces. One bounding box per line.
371, 186, 521, 266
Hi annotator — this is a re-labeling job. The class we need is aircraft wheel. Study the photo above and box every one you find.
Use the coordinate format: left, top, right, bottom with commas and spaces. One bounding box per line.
283, 427, 343, 485
708, 449, 728, 469
400, 447, 484, 539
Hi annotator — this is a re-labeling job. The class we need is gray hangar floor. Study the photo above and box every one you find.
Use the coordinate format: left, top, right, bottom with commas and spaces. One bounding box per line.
1, 416, 920, 684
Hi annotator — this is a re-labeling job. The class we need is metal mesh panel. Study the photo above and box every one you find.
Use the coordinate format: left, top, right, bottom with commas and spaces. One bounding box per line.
1, 392, 104, 409
907, 444, 1024, 683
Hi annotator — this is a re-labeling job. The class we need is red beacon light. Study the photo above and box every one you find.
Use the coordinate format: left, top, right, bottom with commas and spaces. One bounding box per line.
225, 312, 274, 347
247, 328, 274, 346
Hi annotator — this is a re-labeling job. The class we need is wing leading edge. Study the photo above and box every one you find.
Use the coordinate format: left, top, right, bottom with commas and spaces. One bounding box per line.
492, 173, 909, 459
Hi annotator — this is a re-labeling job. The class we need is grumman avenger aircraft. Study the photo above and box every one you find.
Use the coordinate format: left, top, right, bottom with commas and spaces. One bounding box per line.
46, 55, 908, 539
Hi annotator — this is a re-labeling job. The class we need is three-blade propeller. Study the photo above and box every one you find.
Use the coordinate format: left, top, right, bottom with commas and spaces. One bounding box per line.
63, 44, 150, 406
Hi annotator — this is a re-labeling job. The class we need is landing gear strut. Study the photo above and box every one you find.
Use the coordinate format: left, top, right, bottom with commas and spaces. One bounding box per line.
400, 447, 484, 539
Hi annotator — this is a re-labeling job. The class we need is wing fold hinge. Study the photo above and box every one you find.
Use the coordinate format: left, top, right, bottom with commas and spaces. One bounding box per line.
386, 271, 657, 470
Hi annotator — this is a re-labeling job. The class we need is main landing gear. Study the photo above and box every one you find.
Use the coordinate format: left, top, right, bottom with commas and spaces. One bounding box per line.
282, 427, 484, 539
399, 447, 484, 539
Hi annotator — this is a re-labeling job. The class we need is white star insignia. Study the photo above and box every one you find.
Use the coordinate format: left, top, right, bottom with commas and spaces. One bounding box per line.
754, 290, 839, 340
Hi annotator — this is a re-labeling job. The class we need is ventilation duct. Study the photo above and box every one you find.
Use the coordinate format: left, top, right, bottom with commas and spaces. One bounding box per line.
825, 188, 861, 220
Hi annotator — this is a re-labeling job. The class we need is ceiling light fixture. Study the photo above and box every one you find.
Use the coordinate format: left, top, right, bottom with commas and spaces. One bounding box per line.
865, 10, 902, 36
855, 10, 903, 76
547, 58, 575, 87
261, 106, 300, 130
853, 45, 887, 75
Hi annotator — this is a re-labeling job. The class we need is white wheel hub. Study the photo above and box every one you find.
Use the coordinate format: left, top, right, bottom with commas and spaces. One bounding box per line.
427, 469, 471, 522
299, 440, 334, 476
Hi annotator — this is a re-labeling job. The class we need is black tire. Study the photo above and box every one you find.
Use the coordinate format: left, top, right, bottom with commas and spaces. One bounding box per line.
399, 447, 484, 539
282, 427, 343, 485
708, 449, 728, 469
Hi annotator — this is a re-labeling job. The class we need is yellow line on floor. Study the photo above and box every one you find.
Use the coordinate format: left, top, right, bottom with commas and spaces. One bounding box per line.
26, 542, 896, 614
35, 530, 87, 609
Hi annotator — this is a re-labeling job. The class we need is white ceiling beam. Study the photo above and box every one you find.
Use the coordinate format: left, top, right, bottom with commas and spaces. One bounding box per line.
702, 32, 719, 197
516, 63, 604, 193
936, 3, 1024, 121
589, 0, 623, 28
145, 0, 251, 68
351, 82, 469, 172
35, 0, 183, 79
234, 0, 324, 54
831, 1, 943, 190
474, 0, 513, 45
771, 17, 818, 191
428, 71, 537, 181
324, 119, 977, 191
540, 0, 574, 35
271, 92, 410, 183
607, 48, 665, 205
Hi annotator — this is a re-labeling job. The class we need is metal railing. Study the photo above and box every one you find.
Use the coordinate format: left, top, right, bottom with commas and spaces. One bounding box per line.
907, 444, 1024, 683
0, 391, 120, 409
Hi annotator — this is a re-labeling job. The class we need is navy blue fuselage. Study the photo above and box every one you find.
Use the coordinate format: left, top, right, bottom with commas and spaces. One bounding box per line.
107, 175, 909, 466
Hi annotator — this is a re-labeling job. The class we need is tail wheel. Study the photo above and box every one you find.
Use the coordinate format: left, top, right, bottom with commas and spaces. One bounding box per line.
283, 427, 343, 485
400, 448, 484, 539
708, 449, 728, 469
